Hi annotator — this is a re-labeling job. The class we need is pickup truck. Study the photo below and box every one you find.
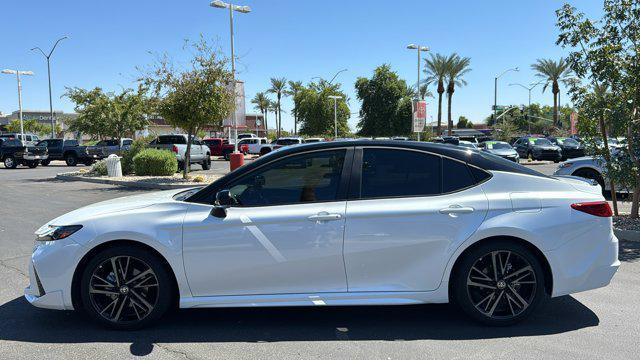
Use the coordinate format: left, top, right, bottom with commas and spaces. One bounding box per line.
150, 134, 211, 170
0, 138, 48, 169
258, 137, 304, 156
86, 138, 133, 160
36, 138, 94, 166
237, 137, 268, 155
203, 138, 249, 160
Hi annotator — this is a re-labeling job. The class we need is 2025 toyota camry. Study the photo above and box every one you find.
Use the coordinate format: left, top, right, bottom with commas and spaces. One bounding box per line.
26, 140, 619, 329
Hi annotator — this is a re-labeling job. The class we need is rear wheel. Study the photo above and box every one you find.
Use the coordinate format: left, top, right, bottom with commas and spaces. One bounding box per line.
452, 241, 546, 326
65, 153, 78, 166
41, 159, 51, 166
573, 168, 606, 194
3, 156, 17, 169
201, 155, 211, 170
79, 245, 173, 330
27, 161, 38, 168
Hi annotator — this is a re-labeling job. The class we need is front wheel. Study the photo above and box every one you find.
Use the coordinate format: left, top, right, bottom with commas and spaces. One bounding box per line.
41, 159, 51, 166
27, 161, 39, 168
451, 241, 546, 326
3, 156, 17, 169
79, 245, 174, 330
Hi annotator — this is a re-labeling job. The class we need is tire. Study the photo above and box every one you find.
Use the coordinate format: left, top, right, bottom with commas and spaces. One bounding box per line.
223, 152, 231, 161
451, 240, 546, 326
79, 245, 174, 330
3, 156, 17, 169
573, 168, 606, 194
41, 159, 51, 166
527, 151, 534, 161
27, 161, 38, 168
83, 159, 95, 166
65, 153, 78, 166
201, 155, 211, 170
259, 148, 271, 156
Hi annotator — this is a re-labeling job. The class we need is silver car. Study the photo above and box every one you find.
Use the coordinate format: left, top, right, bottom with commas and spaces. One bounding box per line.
554, 155, 631, 193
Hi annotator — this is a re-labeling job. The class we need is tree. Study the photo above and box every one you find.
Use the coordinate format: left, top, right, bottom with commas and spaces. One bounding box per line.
65, 86, 149, 143
446, 54, 472, 135
456, 116, 473, 129
297, 80, 350, 137
142, 39, 234, 178
531, 58, 572, 127
268, 77, 287, 138
251, 92, 270, 136
267, 99, 278, 138
424, 53, 453, 136
7, 119, 60, 137
286, 80, 304, 135
355, 64, 413, 137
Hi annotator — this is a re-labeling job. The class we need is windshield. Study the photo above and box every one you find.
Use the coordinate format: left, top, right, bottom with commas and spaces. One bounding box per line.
530, 138, 552, 146
486, 142, 512, 150
276, 139, 300, 146
558, 138, 579, 146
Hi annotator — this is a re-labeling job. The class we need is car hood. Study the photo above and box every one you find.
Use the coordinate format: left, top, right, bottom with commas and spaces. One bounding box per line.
487, 148, 517, 156
38, 188, 188, 230
532, 145, 560, 151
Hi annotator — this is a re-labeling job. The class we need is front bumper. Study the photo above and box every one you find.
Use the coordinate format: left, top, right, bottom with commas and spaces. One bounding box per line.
533, 151, 562, 161
23, 154, 48, 160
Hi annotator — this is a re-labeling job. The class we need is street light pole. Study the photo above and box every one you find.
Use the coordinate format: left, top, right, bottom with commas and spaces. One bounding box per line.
328, 95, 342, 139
509, 80, 543, 133
494, 67, 519, 124
407, 44, 429, 141
2, 69, 34, 142
210, 0, 250, 154
32, 36, 67, 139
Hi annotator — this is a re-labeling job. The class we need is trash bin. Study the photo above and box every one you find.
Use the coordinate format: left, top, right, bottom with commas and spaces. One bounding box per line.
105, 154, 123, 177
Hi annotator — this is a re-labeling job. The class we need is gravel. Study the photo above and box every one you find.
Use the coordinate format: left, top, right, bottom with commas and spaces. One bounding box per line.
613, 216, 640, 231
61, 171, 221, 186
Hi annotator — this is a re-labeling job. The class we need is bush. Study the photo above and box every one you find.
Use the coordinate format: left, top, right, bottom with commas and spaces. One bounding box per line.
121, 139, 148, 175
133, 149, 178, 176
90, 160, 108, 176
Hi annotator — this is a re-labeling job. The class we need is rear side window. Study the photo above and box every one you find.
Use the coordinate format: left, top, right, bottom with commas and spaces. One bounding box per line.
64, 140, 79, 147
442, 158, 476, 193
158, 136, 186, 144
360, 149, 441, 199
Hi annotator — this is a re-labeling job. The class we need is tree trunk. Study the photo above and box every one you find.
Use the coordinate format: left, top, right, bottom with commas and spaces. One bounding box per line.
599, 116, 618, 216
553, 82, 559, 127
277, 94, 282, 138
447, 92, 452, 136
264, 109, 268, 138
183, 129, 192, 179
437, 80, 444, 136
627, 111, 640, 218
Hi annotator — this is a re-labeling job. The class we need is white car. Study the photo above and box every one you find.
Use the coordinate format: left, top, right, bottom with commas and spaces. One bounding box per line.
26, 140, 619, 329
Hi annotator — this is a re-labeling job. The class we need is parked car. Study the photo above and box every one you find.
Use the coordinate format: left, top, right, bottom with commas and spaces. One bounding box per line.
477, 141, 519, 162
457, 140, 478, 149
554, 151, 637, 194
547, 137, 585, 160
258, 137, 304, 156
27, 140, 618, 329
86, 138, 133, 160
151, 134, 211, 170
0, 133, 41, 146
203, 138, 249, 160
391, 136, 409, 141
238, 137, 269, 154
303, 137, 324, 143
36, 139, 94, 166
513, 137, 562, 162
0, 138, 48, 169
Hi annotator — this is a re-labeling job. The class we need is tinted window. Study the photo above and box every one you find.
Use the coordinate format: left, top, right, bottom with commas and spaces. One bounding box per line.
442, 158, 476, 193
64, 140, 79, 147
275, 139, 301, 146
360, 149, 441, 199
228, 150, 346, 206
531, 138, 552, 146
157, 136, 187, 145
123, 139, 133, 146
2, 139, 22, 147
203, 139, 222, 146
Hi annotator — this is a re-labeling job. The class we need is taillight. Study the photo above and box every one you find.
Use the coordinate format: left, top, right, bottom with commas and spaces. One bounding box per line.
172, 145, 178, 153
571, 201, 613, 217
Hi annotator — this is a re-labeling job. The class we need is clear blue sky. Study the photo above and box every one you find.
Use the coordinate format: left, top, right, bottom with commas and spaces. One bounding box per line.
1, 0, 602, 133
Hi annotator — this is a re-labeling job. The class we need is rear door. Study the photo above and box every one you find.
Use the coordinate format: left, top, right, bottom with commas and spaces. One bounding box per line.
343, 147, 489, 292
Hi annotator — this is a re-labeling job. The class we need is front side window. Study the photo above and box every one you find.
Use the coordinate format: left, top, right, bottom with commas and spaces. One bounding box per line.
227, 150, 346, 206
360, 149, 441, 199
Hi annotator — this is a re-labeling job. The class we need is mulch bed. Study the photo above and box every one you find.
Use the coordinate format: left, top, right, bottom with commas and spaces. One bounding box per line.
614, 216, 640, 231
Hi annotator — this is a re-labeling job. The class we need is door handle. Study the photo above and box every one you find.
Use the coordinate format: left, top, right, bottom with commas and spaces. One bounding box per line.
439, 205, 475, 215
308, 212, 342, 222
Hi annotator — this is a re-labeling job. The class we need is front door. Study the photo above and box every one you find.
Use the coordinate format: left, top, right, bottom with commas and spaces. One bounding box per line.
182, 148, 352, 296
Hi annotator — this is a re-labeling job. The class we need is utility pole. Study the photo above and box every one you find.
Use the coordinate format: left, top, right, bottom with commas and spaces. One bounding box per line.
2, 69, 34, 142
328, 95, 342, 139
407, 44, 429, 141
31, 36, 67, 138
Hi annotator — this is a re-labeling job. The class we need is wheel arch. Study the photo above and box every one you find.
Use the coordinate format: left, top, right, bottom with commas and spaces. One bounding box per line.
70, 239, 180, 311
447, 235, 553, 298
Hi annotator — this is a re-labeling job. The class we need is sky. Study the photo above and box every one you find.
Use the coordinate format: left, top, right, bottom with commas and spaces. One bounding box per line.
0, 0, 603, 133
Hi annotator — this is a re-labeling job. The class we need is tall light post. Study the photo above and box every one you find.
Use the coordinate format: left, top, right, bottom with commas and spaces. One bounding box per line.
31, 36, 67, 138
210, 0, 251, 154
494, 67, 519, 123
407, 44, 429, 141
509, 80, 543, 133
328, 95, 342, 139
2, 69, 34, 141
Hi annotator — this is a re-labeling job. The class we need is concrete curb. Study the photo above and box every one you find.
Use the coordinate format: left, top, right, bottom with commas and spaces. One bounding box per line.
55, 174, 202, 190
614, 228, 640, 242
519, 160, 554, 166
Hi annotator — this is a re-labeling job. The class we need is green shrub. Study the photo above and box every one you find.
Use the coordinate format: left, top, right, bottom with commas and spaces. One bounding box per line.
122, 139, 148, 175
90, 160, 108, 176
133, 149, 178, 176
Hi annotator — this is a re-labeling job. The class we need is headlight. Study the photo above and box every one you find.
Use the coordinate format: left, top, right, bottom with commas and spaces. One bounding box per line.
36, 225, 83, 242
558, 162, 573, 169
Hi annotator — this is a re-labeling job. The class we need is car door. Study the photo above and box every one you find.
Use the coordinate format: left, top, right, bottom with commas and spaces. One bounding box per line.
190, 139, 203, 162
343, 147, 488, 292
514, 139, 527, 157
182, 148, 353, 296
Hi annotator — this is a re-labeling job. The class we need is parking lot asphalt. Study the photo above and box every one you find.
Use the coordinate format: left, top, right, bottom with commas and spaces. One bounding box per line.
0, 161, 639, 359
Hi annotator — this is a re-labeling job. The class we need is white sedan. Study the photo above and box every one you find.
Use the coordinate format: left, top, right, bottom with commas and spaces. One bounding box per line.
26, 141, 619, 329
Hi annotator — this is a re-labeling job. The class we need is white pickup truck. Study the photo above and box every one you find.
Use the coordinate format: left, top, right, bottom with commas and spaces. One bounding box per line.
238, 137, 269, 154
150, 134, 211, 170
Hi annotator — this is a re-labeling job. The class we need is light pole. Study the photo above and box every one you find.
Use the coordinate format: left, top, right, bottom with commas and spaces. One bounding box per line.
2, 69, 34, 141
31, 36, 67, 138
210, 0, 251, 154
494, 67, 519, 123
328, 95, 342, 139
407, 44, 429, 141
509, 80, 543, 133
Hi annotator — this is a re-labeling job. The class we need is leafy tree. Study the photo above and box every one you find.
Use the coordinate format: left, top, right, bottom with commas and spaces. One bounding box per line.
268, 77, 287, 138
297, 80, 350, 137
251, 92, 270, 136
7, 119, 60, 137
456, 116, 473, 129
285, 80, 304, 135
446, 54, 472, 135
355, 64, 413, 137
65, 86, 149, 143
531, 58, 572, 127
424, 53, 453, 136
142, 38, 234, 178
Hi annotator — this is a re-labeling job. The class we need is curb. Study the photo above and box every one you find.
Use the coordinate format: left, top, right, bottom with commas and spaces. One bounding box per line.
519, 161, 554, 166
614, 228, 640, 242
55, 174, 202, 190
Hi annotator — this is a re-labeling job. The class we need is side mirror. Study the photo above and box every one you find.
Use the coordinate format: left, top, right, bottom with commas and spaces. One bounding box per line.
216, 189, 236, 206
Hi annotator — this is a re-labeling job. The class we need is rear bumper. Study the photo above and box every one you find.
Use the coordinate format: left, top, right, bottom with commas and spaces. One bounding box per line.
545, 232, 620, 297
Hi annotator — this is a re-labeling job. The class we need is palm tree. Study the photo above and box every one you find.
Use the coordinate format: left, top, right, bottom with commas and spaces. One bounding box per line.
424, 54, 453, 136
267, 99, 279, 138
285, 80, 304, 135
531, 58, 572, 126
445, 54, 472, 135
251, 92, 270, 137
268, 77, 287, 138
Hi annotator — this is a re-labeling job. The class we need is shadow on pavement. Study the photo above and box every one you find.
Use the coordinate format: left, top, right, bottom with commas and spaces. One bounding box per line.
619, 240, 640, 262
0, 295, 598, 356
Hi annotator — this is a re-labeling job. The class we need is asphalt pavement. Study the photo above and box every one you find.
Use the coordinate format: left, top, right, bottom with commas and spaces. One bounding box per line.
0, 161, 638, 359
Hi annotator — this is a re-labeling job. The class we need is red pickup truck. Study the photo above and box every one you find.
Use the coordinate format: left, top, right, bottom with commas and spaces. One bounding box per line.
203, 138, 249, 160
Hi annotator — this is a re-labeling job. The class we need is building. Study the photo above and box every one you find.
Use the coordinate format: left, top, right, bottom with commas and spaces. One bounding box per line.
136, 113, 266, 139
0, 110, 78, 135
